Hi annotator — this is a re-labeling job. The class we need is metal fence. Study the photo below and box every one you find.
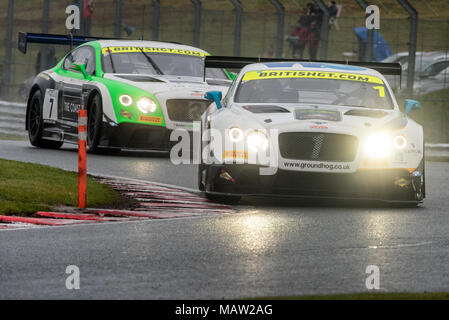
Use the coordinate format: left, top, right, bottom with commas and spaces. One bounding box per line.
0, 0, 448, 143
0, 101, 26, 138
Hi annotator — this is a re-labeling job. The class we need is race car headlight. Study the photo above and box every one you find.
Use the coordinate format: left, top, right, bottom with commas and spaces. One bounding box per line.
137, 97, 157, 113
247, 130, 269, 152
393, 135, 407, 150
228, 127, 243, 142
119, 94, 133, 107
363, 132, 392, 158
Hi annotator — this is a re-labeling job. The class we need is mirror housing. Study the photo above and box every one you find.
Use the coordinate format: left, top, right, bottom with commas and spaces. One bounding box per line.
204, 91, 223, 109
70, 63, 91, 80
404, 99, 421, 116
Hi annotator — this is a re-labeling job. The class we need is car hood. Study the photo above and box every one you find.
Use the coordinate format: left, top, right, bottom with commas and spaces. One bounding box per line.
104, 73, 230, 96
230, 103, 401, 133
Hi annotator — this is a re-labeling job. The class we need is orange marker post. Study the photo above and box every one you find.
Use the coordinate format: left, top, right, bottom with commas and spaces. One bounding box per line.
78, 110, 88, 209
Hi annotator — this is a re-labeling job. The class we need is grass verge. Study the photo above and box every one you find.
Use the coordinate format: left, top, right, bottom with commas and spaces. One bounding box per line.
0, 158, 130, 216
254, 292, 449, 300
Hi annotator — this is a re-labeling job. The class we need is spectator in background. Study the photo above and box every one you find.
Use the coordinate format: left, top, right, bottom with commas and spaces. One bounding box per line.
328, 1, 338, 30
262, 43, 275, 58
307, 21, 320, 60
82, 0, 95, 36
308, 3, 323, 28
328, 1, 338, 19
287, 20, 308, 59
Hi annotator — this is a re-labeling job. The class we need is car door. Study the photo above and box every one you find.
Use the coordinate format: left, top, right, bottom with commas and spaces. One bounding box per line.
58, 46, 96, 133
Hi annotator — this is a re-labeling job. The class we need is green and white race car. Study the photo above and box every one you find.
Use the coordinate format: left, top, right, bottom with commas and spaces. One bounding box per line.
21, 33, 232, 152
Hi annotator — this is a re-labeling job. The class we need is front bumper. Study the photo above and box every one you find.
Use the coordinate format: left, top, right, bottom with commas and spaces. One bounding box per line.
203, 164, 424, 202
99, 122, 175, 150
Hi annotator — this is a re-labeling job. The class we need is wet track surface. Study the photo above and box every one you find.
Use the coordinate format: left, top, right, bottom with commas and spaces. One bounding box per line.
1, 140, 449, 299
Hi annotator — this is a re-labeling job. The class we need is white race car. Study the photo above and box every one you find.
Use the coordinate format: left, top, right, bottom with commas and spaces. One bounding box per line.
199, 59, 425, 205
19, 33, 232, 152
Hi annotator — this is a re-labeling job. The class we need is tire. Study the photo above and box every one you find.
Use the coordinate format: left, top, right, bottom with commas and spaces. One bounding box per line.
87, 93, 103, 153
205, 193, 242, 205
27, 90, 63, 149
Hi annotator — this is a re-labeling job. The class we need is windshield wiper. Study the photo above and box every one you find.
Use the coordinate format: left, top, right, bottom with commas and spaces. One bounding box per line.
139, 48, 164, 75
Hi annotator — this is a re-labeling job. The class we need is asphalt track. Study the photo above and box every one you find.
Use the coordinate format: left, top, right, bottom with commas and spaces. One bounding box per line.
1, 140, 449, 299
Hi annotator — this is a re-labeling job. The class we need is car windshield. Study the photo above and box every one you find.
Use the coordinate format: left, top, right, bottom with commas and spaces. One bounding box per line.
234, 70, 394, 110
421, 60, 449, 77
101, 46, 206, 77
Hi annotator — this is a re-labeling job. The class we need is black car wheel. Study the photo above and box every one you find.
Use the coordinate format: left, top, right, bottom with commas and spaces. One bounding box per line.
27, 90, 63, 149
87, 93, 103, 153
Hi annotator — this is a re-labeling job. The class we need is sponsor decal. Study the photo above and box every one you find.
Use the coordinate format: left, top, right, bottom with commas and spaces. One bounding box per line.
223, 150, 248, 159
138, 115, 162, 124
309, 125, 328, 130
174, 123, 194, 128
394, 178, 410, 188
190, 91, 205, 97
63, 101, 81, 113
119, 109, 133, 120
101, 46, 207, 57
283, 161, 351, 171
242, 70, 383, 84
404, 149, 422, 154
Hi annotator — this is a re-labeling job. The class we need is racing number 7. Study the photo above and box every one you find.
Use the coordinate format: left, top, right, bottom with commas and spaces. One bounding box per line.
373, 86, 385, 98
49, 98, 54, 118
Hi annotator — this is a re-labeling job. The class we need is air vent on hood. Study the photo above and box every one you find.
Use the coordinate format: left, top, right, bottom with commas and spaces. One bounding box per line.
242, 105, 290, 114
116, 75, 164, 82
206, 79, 232, 86
344, 109, 388, 118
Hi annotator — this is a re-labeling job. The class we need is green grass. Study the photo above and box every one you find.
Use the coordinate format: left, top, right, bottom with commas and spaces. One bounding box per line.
0, 158, 127, 216
254, 292, 449, 300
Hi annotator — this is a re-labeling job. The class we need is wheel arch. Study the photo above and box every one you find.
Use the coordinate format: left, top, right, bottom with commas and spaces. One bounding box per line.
85, 88, 102, 115
83, 82, 116, 123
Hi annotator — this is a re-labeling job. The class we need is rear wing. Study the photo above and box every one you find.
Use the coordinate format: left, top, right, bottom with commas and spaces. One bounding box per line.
204, 56, 402, 78
17, 32, 116, 54
18, 32, 186, 54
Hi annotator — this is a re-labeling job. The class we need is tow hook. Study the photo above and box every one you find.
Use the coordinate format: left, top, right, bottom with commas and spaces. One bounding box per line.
219, 170, 235, 183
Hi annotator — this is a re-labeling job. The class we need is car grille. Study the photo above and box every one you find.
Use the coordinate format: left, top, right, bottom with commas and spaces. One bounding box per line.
279, 132, 358, 162
166, 99, 209, 122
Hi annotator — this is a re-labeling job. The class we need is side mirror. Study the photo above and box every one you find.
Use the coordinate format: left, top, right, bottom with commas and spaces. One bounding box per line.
223, 69, 237, 81
70, 63, 91, 80
404, 99, 421, 116
204, 91, 223, 109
